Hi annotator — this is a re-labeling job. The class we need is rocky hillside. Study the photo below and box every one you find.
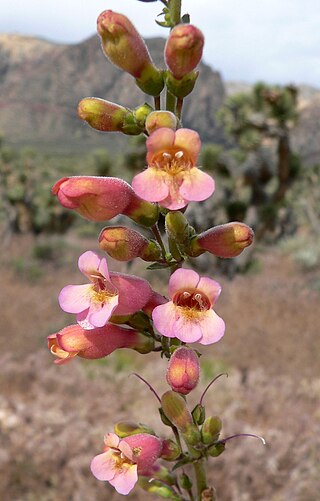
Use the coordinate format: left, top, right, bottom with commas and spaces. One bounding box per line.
0, 34, 225, 151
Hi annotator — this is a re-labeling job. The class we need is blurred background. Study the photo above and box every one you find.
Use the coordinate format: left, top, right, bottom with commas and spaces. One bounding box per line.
0, 1, 319, 500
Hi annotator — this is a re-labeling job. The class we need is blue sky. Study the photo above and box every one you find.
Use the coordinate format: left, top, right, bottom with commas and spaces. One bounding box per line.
1, 0, 319, 87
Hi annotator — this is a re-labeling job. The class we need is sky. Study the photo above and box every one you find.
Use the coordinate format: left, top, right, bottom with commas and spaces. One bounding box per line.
1, 0, 319, 87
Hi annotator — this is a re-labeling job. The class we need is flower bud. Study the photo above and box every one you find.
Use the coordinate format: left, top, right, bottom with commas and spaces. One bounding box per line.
165, 211, 195, 246
207, 442, 225, 457
145, 111, 177, 135
138, 478, 181, 501
114, 421, 155, 438
134, 102, 153, 129
97, 10, 164, 96
191, 403, 206, 425
99, 226, 161, 262
188, 222, 254, 258
161, 390, 193, 433
166, 347, 200, 395
180, 472, 193, 490
78, 98, 141, 135
160, 439, 181, 461
48, 324, 154, 364
165, 24, 204, 80
201, 416, 222, 445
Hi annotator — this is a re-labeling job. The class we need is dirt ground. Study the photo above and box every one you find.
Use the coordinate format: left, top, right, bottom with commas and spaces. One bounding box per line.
1, 235, 319, 501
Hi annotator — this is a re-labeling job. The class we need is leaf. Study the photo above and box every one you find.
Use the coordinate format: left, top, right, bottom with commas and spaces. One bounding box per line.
172, 456, 192, 471
146, 262, 172, 270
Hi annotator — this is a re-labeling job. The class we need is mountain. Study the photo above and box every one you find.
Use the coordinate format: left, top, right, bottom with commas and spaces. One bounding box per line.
0, 34, 225, 151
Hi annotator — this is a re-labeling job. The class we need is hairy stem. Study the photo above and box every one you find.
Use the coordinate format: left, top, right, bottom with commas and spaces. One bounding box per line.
152, 223, 167, 259
193, 459, 209, 500
169, 0, 182, 27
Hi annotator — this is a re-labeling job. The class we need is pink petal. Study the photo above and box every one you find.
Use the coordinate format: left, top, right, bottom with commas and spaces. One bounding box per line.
132, 168, 169, 202
198, 277, 222, 305
104, 433, 120, 449
152, 302, 202, 343
118, 440, 134, 462
179, 167, 215, 202
197, 309, 225, 345
109, 464, 138, 495
111, 272, 152, 315
90, 450, 117, 481
174, 129, 201, 164
169, 268, 200, 298
124, 434, 162, 471
58, 284, 92, 314
146, 127, 175, 163
89, 295, 119, 327
78, 251, 109, 280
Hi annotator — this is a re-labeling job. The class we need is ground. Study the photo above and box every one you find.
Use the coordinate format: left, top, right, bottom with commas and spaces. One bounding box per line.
1, 234, 319, 501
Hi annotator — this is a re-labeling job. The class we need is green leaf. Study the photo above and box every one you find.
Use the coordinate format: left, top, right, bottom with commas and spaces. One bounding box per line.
146, 262, 172, 270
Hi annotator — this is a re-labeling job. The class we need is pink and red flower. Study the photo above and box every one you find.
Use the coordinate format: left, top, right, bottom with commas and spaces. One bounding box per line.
91, 432, 162, 495
48, 323, 153, 365
152, 268, 225, 345
132, 127, 215, 210
59, 251, 152, 329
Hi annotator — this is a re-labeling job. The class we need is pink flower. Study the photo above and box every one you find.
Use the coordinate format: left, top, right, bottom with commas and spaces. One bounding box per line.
52, 176, 133, 222
59, 251, 152, 329
152, 268, 225, 345
132, 128, 215, 210
91, 432, 162, 495
48, 324, 154, 365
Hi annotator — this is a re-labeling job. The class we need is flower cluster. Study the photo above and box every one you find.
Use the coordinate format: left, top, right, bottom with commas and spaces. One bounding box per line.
48, 3, 260, 500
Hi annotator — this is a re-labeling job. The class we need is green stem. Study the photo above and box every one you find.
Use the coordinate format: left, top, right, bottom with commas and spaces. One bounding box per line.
154, 95, 161, 111
176, 97, 184, 120
169, 0, 182, 27
152, 223, 167, 259
166, 88, 176, 113
193, 460, 209, 501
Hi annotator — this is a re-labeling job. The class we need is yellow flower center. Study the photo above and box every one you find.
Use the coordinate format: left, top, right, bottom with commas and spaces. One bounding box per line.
153, 150, 192, 176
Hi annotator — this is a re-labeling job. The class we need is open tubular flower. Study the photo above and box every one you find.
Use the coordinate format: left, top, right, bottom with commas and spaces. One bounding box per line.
48, 324, 154, 365
91, 432, 162, 495
152, 268, 225, 345
52, 176, 159, 227
59, 251, 152, 329
132, 128, 215, 210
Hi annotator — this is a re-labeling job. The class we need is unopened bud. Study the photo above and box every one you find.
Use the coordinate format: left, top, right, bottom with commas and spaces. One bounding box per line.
165, 211, 195, 246
167, 347, 200, 395
165, 24, 204, 80
97, 10, 164, 96
134, 103, 153, 129
180, 472, 193, 490
160, 439, 181, 461
201, 416, 222, 445
161, 390, 193, 433
99, 226, 161, 262
207, 442, 225, 457
192, 403, 206, 425
78, 98, 141, 135
114, 421, 155, 438
145, 111, 177, 135
138, 478, 181, 500
188, 222, 254, 258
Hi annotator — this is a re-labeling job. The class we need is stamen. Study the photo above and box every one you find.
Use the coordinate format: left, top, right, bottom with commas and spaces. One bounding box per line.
175, 151, 184, 159
217, 433, 266, 446
162, 152, 172, 159
182, 291, 191, 299
194, 293, 202, 301
199, 372, 228, 406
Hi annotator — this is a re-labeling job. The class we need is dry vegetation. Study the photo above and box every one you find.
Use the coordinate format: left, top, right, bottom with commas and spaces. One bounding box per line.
1, 234, 319, 501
